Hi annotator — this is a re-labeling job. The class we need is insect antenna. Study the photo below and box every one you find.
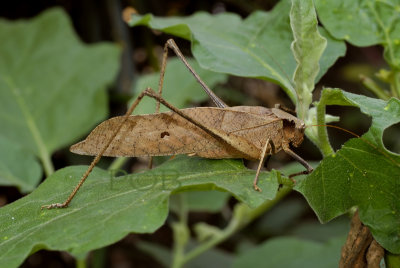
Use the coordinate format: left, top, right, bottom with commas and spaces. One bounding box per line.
307, 124, 360, 138
307, 124, 399, 167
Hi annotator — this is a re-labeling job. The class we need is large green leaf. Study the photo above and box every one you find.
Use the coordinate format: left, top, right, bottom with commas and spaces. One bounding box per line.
128, 0, 345, 104
0, 8, 120, 181
233, 236, 345, 268
0, 157, 279, 268
315, 0, 400, 67
297, 88, 400, 253
290, 0, 327, 120
136, 239, 234, 267
170, 191, 230, 213
0, 136, 41, 192
132, 58, 227, 115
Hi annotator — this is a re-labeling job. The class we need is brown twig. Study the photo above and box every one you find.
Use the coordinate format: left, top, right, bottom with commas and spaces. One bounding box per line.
367, 240, 385, 267
339, 211, 384, 268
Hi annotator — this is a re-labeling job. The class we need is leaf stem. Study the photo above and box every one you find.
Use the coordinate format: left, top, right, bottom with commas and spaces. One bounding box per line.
359, 74, 390, 100
41, 151, 55, 177
76, 258, 87, 268
108, 157, 127, 171
315, 99, 334, 157
3, 76, 54, 176
179, 186, 292, 266
171, 194, 189, 268
385, 252, 400, 268
393, 71, 400, 98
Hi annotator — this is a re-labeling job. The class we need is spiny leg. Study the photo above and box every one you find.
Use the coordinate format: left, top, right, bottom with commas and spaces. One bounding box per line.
156, 40, 170, 111
283, 145, 313, 179
148, 41, 170, 169
149, 39, 227, 169
165, 39, 227, 108
253, 139, 275, 192
41, 90, 149, 209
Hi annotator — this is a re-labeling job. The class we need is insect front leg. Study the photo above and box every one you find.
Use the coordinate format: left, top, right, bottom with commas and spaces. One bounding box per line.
253, 138, 276, 192
282, 145, 313, 179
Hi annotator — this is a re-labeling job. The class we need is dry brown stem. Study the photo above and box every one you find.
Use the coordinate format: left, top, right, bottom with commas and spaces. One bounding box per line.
340, 211, 384, 268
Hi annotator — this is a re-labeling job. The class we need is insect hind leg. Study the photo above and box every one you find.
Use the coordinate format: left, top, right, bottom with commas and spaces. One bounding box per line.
41, 90, 150, 209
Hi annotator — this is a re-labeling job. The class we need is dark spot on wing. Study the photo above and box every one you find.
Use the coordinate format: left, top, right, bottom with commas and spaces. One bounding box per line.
161, 131, 170, 138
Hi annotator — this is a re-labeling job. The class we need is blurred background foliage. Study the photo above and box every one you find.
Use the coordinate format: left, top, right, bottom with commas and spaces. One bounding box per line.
0, 0, 398, 267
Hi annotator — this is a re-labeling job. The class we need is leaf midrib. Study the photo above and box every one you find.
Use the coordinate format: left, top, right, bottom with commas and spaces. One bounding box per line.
3, 76, 53, 176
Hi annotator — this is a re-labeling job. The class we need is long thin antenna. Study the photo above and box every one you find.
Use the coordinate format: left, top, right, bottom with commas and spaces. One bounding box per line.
308, 124, 360, 138
308, 124, 399, 167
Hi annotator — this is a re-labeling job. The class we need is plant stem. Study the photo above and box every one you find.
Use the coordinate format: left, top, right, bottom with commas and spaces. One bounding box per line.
180, 186, 292, 265
171, 194, 189, 268
91, 247, 107, 268
392, 71, 400, 98
4, 76, 55, 176
76, 258, 86, 268
385, 252, 400, 268
314, 99, 334, 157
41, 153, 55, 177
108, 157, 127, 171
359, 74, 390, 100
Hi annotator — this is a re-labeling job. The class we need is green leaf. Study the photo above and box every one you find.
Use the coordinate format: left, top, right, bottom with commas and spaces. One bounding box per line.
128, 0, 345, 104
136, 239, 234, 268
253, 198, 308, 236
0, 136, 41, 192
315, 0, 400, 68
233, 236, 345, 268
0, 157, 279, 267
290, 217, 350, 242
170, 191, 230, 213
0, 8, 120, 178
185, 240, 234, 267
297, 88, 400, 253
290, 0, 327, 120
132, 58, 227, 114
135, 240, 171, 267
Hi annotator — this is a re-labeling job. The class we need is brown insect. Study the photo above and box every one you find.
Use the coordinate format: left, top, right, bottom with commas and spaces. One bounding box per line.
41, 39, 313, 209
